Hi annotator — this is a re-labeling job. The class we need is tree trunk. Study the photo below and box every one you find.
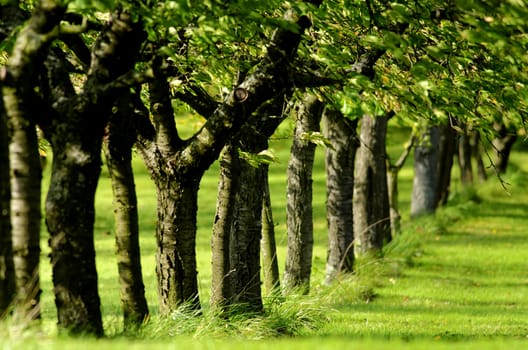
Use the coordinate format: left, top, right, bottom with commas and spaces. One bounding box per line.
387, 133, 415, 236
261, 167, 280, 295
104, 95, 149, 329
43, 10, 144, 335
411, 126, 440, 218
211, 94, 290, 312
5, 91, 42, 321
0, 95, 15, 316
457, 131, 474, 187
0, 1, 62, 323
353, 114, 391, 259
46, 142, 103, 335
492, 122, 517, 174
283, 94, 323, 294
435, 123, 456, 207
471, 131, 487, 182
322, 107, 358, 284
211, 142, 265, 313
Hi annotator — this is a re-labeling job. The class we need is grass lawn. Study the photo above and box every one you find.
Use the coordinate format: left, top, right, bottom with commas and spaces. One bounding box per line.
2, 123, 528, 349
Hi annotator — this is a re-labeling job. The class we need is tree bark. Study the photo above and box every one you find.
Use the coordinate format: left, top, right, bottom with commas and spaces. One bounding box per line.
353, 114, 391, 259
0, 93, 15, 316
457, 131, 474, 187
261, 168, 280, 295
0, 1, 64, 322
104, 95, 149, 329
322, 107, 358, 284
283, 94, 323, 294
471, 131, 487, 182
211, 142, 265, 313
387, 132, 415, 236
42, 10, 144, 335
435, 123, 456, 207
492, 122, 517, 174
411, 126, 440, 217
210, 94, 290, 312
137, 10, 315, 314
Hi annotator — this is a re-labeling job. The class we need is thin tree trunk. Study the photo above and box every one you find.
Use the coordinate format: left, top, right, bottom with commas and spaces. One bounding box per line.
0, 95, 15, 316
458, 131, 474, 187
283, 94, 323, 294
411, 126, 440, 217
322, 107, 358, 284
387, 133, 415, 236
471, 131, 487, 182
104, 95, 149, 329
261, 168, 280, 295
353, 114, 391, 259
435, 123, 456, 208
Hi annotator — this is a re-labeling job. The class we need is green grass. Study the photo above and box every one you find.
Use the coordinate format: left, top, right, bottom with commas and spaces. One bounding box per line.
3, 122, 528, 349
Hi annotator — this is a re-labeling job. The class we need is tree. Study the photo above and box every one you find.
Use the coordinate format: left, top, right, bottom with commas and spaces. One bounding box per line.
211, 94, 289, 313
0, 91, 15, 316
39, 7, 145, 335
136, 3, 320, 314
322, 106, 358, 284
353, 113, 391, 259
103, 93, 149, 329
410, 126, 440, 217
283, 93, 323, 294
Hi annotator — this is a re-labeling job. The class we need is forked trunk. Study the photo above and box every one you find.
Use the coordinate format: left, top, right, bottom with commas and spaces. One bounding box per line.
492, 122, 517, 174
322, 107, 358, 284
283, 94, 323, 294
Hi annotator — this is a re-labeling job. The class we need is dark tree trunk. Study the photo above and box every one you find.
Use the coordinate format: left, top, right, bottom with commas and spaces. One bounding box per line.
457, 131, 474, 187
0, 94, 15, 316
211, 94, 290, 312
492, 122, 517, 174
42, 11, 145, 335
46, 143, 103, 335
211, 142, 265, 313
322, 107, 358, 284
411, 126, 440, 217
387, 133, 415, 236
435, 123, 456, 208
471, 131, 487, 182
104, 95, 149, 329
261, 167, 280, 295
283, 94, 323, 294
353, 114, 391, 259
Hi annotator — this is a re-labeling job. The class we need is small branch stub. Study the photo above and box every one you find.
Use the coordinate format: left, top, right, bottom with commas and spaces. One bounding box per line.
233, 87, 248, 103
